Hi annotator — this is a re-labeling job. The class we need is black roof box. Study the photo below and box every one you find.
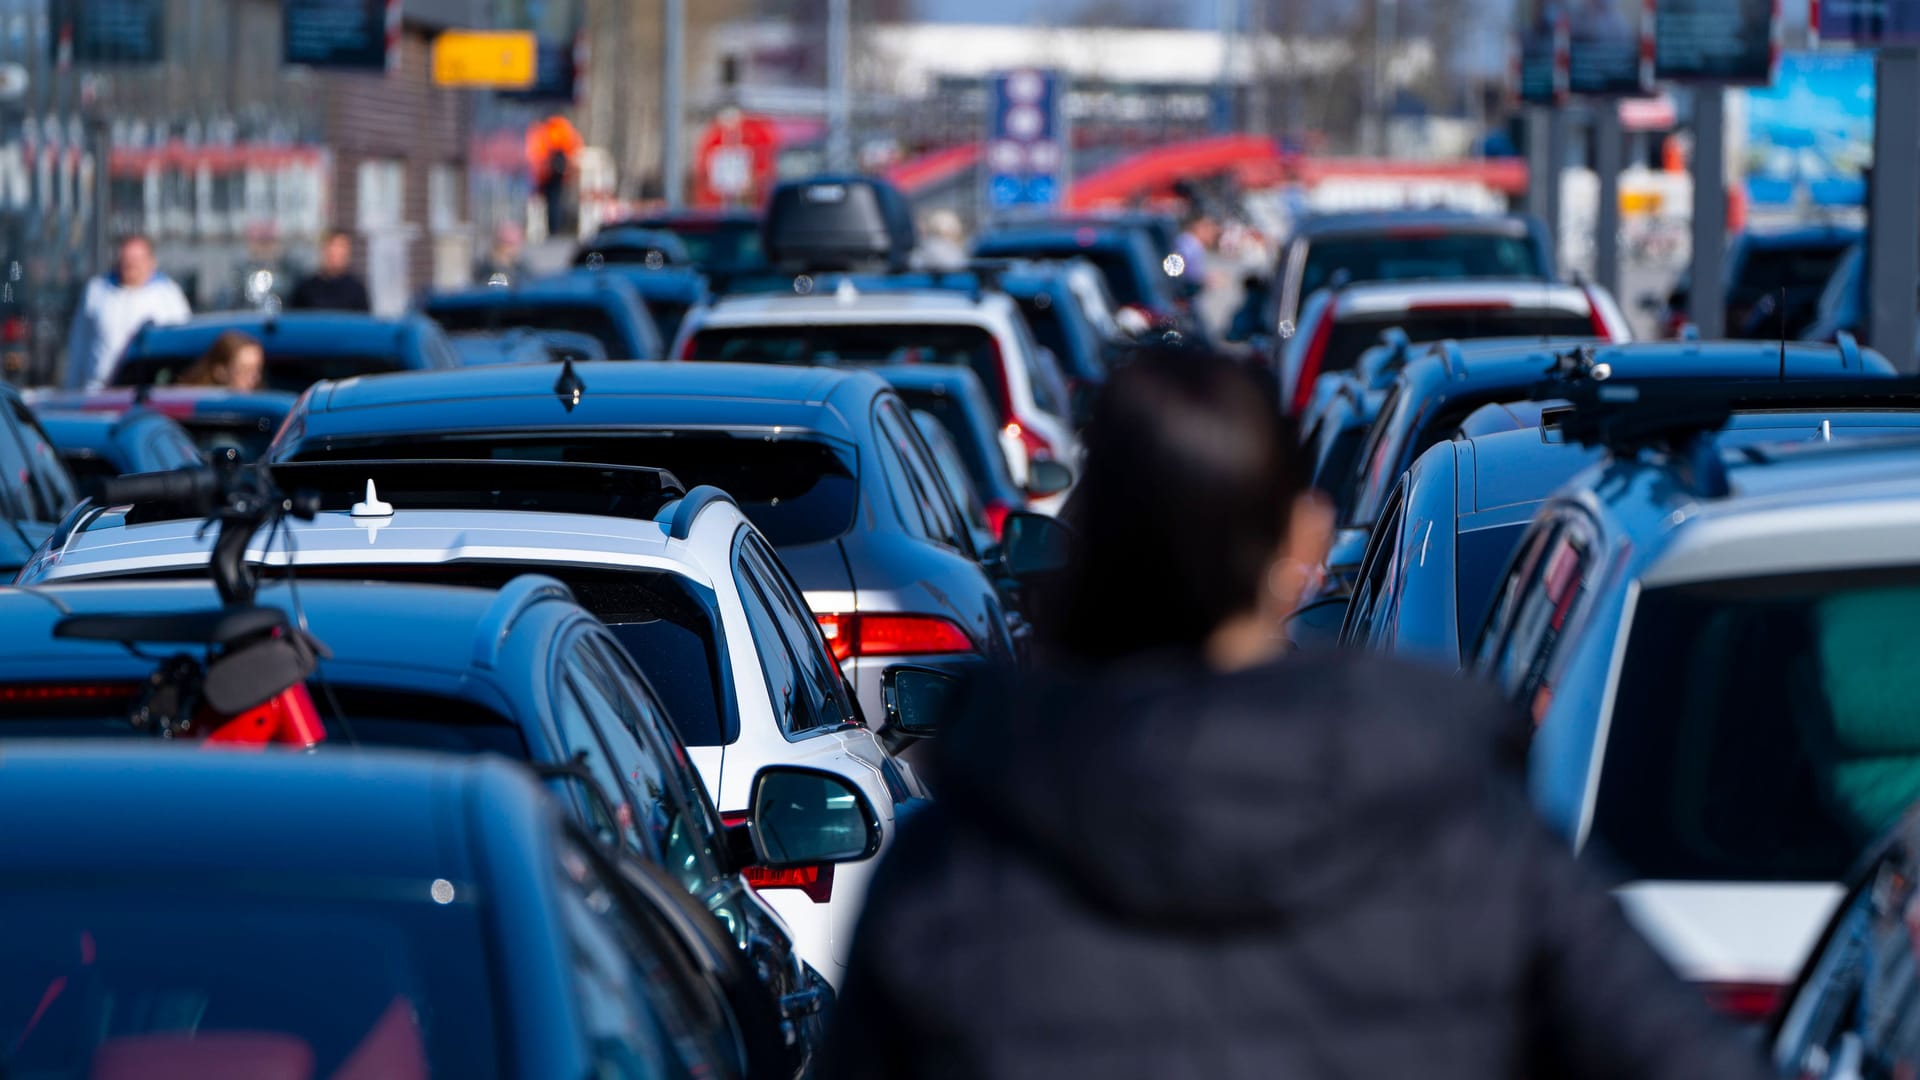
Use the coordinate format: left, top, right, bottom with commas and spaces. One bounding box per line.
763, 175, 917, 273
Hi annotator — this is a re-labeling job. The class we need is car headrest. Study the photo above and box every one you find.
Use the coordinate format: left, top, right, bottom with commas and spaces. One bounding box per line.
90, 1032, 314, 1080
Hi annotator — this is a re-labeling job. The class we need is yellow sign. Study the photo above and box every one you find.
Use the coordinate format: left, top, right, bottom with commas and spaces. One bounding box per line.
432, 31, 537, 89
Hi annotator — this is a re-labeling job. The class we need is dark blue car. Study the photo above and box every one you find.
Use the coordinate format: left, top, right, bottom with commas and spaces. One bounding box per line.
568, 264, 710, 345
33, 408, 205, 500
974, 223, 1181, 328
111, 312, 461, 392
422, 275, 664, 360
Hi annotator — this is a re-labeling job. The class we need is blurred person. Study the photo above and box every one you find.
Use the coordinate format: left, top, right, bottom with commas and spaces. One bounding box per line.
175, 331, 265, 393
529, 115, 582, 239
475, 221, 531, 285
65, 234, 192, 390
1173, 211, 1219, 282
289, 229, 370, 312
917, 209, 969, 271
818, 348, 1771, 1080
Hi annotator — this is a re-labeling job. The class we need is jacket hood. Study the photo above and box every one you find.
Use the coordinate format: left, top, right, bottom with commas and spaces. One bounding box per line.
936, 650, 1521, 926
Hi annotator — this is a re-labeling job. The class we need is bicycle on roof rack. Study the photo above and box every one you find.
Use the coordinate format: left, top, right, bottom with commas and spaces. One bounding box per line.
50, 450, 330, 747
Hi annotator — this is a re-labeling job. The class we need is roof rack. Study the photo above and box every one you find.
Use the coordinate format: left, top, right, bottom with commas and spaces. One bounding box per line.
660, 485, 736, 541
265, 460, 687, 520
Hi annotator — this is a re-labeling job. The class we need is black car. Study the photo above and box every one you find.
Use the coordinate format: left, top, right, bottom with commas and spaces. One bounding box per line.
0, 575, 852, 1078
627, 209, 766, 278
973, 222, 1183, 329
110, 312, 461, 392
575, 225, 695, 268
422, 275, 664, 361
0, 380, 79, 575
33, 408, 205, 500
1272, 209, 1555, 331
0, 745, 873, 1078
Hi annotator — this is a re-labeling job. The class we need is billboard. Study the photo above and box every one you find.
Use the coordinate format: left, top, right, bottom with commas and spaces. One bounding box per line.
1653, 0, 1776, 83
284, 0, 391, 71
1517, 1, 1567, 105
982, 69, 1067, 214
1817, 0, 1920, 42
1566, 0, 1647, 96
49, 0, 163, 65
1741, 51, 1874, 209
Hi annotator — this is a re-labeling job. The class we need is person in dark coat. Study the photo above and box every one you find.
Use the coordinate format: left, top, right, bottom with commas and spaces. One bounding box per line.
817, 348, 1771, 1080
288, 230, 370, 312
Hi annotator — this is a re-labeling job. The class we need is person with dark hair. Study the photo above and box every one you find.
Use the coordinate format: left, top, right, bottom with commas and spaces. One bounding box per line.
817, 348, 1770, 1080
289, 230, 370, 312
65, 233, 192, 390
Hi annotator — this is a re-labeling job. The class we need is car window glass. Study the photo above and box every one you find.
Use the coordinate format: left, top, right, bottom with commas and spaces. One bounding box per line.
1499, 523, 1592, 719
1362, 495, 1409, 647
743, 534, 855, 729
879, 401, 966, 552
0, 408, 41, 523
1348, 381, 1409, 528
732, 539, 818, 736
13, 403, 75, 518
869, 407, 934, 540
553, 679, 634, 849
913, 411, 991, 537
1472, 522, 1558, 678
557, 651, 649, 857
146, 424, 204, 470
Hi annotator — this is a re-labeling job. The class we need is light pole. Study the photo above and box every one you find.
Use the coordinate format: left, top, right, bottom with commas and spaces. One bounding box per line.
826, 0, 851, 171
1373, 0, 1398, 155
662, 0, 685, 205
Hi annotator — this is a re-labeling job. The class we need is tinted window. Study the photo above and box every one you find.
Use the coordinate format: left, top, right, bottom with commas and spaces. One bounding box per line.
1017, 296, 1071, 372
740, 534, 854, 731
690, 323, 1008, 413
651, 302, 692, 343
1300, 232, 1547, 298
115, 353, 410, 392
1323, 312, 1593, 386
878, 401, 966, 552
1454, 521, 1530, 649
292, 434, 860, 548
426, 302, 628, 358
1312, 423, 1373, 525
1471, 524, 1557, 674
556, 658, 643, 850
1595, 570, 1920, 882
0, 880, 501, 1078
977, 244, 1148, 308
1496, 523, 1591, 720
913, 411, 992, 540
657, 222, 763, 272
11, 401, 76, 517
732, 546, 814, 736
1775, 855, 1920, 1076
892, 385, 1017, 502
1347, 382, 1412, 529
184, 416, 284, 463
1730, 242, 1854, 302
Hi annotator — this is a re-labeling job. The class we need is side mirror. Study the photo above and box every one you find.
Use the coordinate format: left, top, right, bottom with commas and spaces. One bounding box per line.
882, 665, 964, 738
1284, 594, 1351, 650
1025, 458, 1074, 499
1000, 509, 1072, 582
746, 766, 883, 870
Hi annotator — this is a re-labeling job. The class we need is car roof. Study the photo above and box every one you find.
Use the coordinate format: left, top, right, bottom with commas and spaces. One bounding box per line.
39, 507, 715, 589
1457, 427, 1606, 513
1294, 209, 1537, 238
291, 361, 879, 444
0, 744, 535, 880
974, 226, 1139, 251
1409, 339, 1889, 389
423, 275, 641, 307
568, 265, 707, 302
1337, 279, 1587, 314
128, 313, 421, 357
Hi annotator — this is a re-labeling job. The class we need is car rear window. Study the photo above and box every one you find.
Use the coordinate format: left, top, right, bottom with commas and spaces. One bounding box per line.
659, 222, 763, 272
690, 323, 1009, 413
292, 432, 860, 547
1731, 243, 1855, 302
113, 352, 405, 393
1300, 232, 1546, 298
0, 881, 501, 1078
1325, 311, 1593, 382
425, 302, 626, 358
980, 244, 1147, 308
1595, 568, 1920, 882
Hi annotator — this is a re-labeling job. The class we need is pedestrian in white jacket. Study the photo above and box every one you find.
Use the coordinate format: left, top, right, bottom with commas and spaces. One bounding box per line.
65, 234, 192, 390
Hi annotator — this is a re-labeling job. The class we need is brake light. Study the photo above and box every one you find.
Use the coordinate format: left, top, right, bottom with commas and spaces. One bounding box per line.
813, 612, 975, 659
676, 333, 699, 361
1405, 300, 1514, 313
1, 316, 26, 345
720, 812, 837, 903
1701, 981, 1782, 1022
1006, 420, 1056, 462
983, 498, 1013, 541
1582, 282, 1617, 341
0, 682, 139, 703
1289, 304, 1338, 416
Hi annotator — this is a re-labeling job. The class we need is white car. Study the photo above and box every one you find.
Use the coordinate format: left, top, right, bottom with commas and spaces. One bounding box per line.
672, 282, 1083, 511
20, 460, 928, 989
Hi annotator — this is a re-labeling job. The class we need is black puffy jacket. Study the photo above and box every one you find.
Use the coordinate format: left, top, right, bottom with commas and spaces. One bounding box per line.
817, 650, 1772, 1080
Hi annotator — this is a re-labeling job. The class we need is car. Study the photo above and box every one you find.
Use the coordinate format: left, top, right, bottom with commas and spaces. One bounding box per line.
1797, 242, 1920, 362
0, 744, 869, 1078
422, 274, 665, 361
625, 208, 766, 278
0, 570, 854, 1072
973, 221, 1185, 332
570, 264, 711, 344
575, 225, 695, 268
21, 386, 300, 462
997, 262, 1112, 423
910, 410, 998, 556
109, 312, 461, 392
1271, 209, 1556, 333
870, 363, 1039, 543
1772, 801, 1920, 1076
32, 408, 205, 500
1657, 224, 1862, 340
0, 379, 79, 576
24, 457, 932, 991
262, 361, 1024, 745
1339, 393, 1920, 671
674, 283, 1082, 506
1469, 379, 1920, 1017
1277, 278, 1631, 416
449, 327, 610, 367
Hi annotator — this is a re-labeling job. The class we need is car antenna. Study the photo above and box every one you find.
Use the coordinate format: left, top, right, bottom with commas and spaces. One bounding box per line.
554, 357, 587, 412
1777, 285, 1788, 383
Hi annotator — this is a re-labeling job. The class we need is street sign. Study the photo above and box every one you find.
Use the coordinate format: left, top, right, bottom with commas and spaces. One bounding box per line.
1567, 0, 1649, 96
285, 0, 390, 70
431, 30, 536, 88
49, 0, 164, 65
983, 68, 1068, 215
1817, 0, 1920, 43
1517, 0, 1568, 105
1654, 0, 1775, 83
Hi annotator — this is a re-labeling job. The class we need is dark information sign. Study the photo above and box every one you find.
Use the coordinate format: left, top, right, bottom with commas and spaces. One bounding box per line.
499, 39, 576, 102
1819, 0, 1920, 43
1568, 0, 1647, 96
1517, 0, 1565, 105
49, 0, 164, 64
1654, 0, 1774, 83
285, 0, 388, 70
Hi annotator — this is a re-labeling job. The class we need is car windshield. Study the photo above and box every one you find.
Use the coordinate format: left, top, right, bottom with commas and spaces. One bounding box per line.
1595, 568, 1920, 882
1325, 311, 1592, 384
690, 323, 1009, 413
425, 302, 626, 358
1300, 232, 1546, 297
293, 432, 860, 548
113, 352, 405, 393
0, 880, 500, 1078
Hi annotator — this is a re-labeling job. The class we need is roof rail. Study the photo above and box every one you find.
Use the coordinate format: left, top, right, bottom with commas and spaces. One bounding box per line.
660, 484, 736, 541
1358, 327, 1413, 389
1836, 330, 1863, 371
473, 574, 576, 671
1434, 339, 1470, 379
46, 498, 102, 556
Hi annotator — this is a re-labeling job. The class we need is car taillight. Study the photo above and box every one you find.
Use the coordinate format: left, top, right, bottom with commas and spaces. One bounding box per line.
676, 333, 699, 361
1581, 283, 1617, 341
1289, 304, 1337, 416
1701, 981, 1782, 1022
0, 682, 139, 703
814, 612, 975, 660
1006, 420, 1056, 462
720, 812, 837, 903
983, 498, 1013, 541
1, 316, 26, 345
1405, 300, 1513, 313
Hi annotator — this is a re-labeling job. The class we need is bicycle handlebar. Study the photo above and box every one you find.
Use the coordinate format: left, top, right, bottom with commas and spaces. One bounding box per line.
98, 467, 222, 510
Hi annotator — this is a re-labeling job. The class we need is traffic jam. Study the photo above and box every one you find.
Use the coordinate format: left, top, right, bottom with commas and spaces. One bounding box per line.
3, 163, 1920, 1075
